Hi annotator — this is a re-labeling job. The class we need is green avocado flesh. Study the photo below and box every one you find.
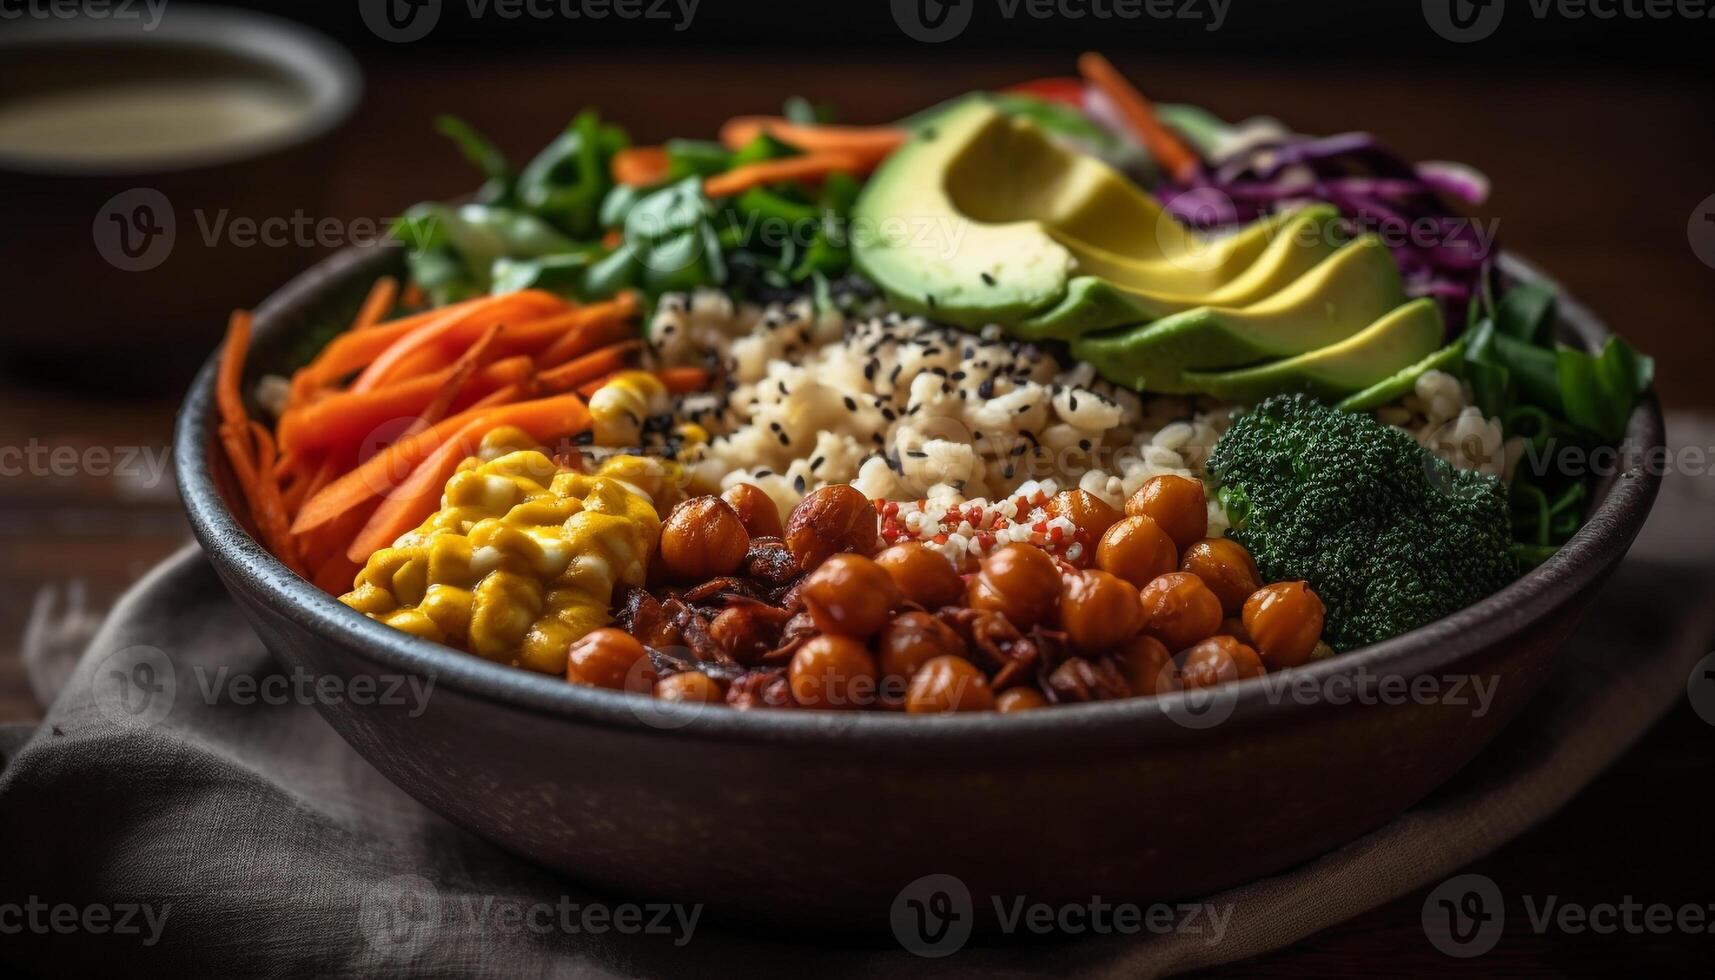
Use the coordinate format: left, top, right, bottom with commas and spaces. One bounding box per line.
1334, 336, 1467, 412
850, 99, 1447, 402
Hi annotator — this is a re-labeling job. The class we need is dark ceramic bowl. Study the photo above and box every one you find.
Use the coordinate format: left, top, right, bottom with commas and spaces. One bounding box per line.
176, 245, 1663, 933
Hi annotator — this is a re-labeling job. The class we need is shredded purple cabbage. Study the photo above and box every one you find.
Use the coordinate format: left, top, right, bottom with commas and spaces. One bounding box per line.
1158, 132, 1496, 328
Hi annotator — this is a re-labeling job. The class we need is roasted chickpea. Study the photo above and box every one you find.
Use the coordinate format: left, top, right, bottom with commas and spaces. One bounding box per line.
905, 655, 996, 713
800, 553, 902, 638
1179, 635, 1266, 689
1111, 634, 1178, 695
566, 628, 654, 691
654, 671, 724, 704
1125, 475, 1209, 552
995, 687, 1048, 713
1180, 538, 1262, 615
788, 634, 878, 710
1138, 571, 1223, 652
784, 484, 880, 569
1242, 581, 1326, 670
1096, 515, 1179, 589
967, 543, 1061, 628
874, 542, 964, 609
878, 611, 967, 686
659, 496, 750, 582
1046, 489, 1123, 559
1060, 569, 1145, 653
1218, 616, 1255, 647
707, 605, 781, 665
721, 483, 785, 539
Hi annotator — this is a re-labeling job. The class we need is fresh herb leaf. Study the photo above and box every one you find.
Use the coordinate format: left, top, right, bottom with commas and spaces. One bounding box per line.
1557, 336, 1654, 443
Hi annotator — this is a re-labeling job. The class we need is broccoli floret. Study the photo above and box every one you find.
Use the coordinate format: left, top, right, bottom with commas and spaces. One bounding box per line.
1206, 393, 1516, 651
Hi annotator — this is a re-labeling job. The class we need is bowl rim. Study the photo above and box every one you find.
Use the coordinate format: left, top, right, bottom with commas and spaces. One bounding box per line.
176, 246, 1666, 747
0, 4, 362, 177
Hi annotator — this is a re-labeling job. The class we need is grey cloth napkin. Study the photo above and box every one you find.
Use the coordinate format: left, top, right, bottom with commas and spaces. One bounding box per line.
3, 418, 1714, 979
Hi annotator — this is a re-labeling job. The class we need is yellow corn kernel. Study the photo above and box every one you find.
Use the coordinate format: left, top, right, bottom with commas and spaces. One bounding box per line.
589, 371, 667, 448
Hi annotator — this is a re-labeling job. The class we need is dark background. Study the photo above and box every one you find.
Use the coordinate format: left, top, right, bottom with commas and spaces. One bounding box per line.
2, 0, 1713, 975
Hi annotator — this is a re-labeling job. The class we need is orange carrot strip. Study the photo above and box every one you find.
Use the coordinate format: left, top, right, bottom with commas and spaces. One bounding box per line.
1077, 52, 1200, 184
353, 276, 400, 331
313, 554, 364, 596
656, 365, 713, 395
704, 151, 867, 199
352, 291, 567, 393
612, 146, 670, 187
292, 391, 584, 537
302, 290, 563, 388
412, 322, 504, 433
536, 341, 644, 395
718, 117, 906, 166
277, 356, 532, 460
533, 293, 640, 368
217, 311, 253, 443
344, 397, 594, 564
248, 421, 305, 574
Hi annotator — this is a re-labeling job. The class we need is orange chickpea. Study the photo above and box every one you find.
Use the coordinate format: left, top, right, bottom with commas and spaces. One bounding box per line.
721, 483, 785, 539
784, 484, 879, 569
995, 687, 1049, 713
1046, 489, 1123, 559
874, 542, 964, 609
905, 656, 996, 713
1218, 616, 1255, 647
1179, 635, 1266, 689
800, 553, 902, 638
654, 671, 724, 704
1138, 572, 1223, 652
659, 496, 750, 582
1243, 581, 1327, 671
878, 611, 967, 687
1125, 475, 1209, 553
788, 634, 878, 710
1096, 515, 1179, 589
566, 628, 655, 692
1180, 538, 1262, 616
967, 543, 1062, 629
1060, 569, 1145, 653
1111, 634, 1178, 695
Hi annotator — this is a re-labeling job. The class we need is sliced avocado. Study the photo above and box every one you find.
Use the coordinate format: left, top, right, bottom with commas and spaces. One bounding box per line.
1183, 298, 1446, 402
1334, 334, 1467, 411
850, 101, 1366, 335
851, 100, 1074, 328
1070, 235, 1407, 392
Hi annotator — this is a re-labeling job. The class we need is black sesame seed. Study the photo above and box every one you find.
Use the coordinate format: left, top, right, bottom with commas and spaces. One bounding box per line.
980, 272, 996, 286
844, 395, 858, 412
810, 456, 825, 472
793, 474, 807, 494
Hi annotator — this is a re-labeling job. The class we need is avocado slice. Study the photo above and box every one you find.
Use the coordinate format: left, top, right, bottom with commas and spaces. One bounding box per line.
1334, 335, 1467, 411
850, 101, 1362, 335
1070, 235, 1407, 392
1182, 299, 1446, 402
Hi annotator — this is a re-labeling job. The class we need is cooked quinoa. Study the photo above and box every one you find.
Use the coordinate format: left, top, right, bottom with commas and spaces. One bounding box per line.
649, 289, 1237, 526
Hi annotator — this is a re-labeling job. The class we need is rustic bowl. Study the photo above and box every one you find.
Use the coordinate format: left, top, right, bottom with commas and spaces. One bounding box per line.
176, 244, 1663, 935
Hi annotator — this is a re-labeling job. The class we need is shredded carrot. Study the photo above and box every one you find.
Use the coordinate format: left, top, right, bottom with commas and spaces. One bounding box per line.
247, 422, 305, 574
601, 228, 624, 250
411, 322, 504, 433
217, 311, 253, 447
353, 276, 399, 331
612, 146, 670, 187
704, 151, 866, 199
292, 391, 587, 537
301, 291, 562, 388
656, 365, 713, 395
718, 117, 906, 167
277, 356, 531, 463
1077, 52, 1200, 184
352, 291, 567, 393
532, 295, 641, 369
537, 340, 644, 394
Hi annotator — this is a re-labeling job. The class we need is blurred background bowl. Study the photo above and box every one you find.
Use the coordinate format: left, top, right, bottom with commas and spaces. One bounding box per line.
0, 4, 358, 394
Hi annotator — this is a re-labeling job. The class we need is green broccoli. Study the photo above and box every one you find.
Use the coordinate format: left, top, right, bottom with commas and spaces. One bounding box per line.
1206, 394, 1516, 651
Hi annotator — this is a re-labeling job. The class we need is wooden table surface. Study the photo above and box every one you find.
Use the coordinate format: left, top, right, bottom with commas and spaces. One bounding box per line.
2, 53, 1711, 973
